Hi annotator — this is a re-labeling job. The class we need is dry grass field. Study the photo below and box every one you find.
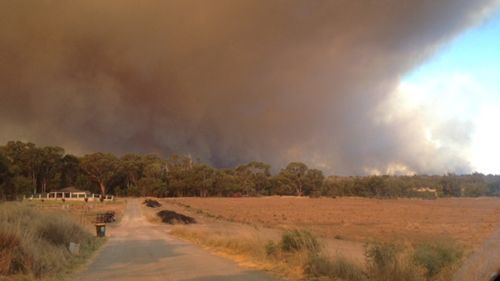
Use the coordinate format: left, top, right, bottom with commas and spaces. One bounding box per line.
25, 199, 126, 229
144, 197, 500, 281
167, 197, 500, 247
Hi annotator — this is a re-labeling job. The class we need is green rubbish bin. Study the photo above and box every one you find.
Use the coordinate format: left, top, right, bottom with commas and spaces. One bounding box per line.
95, 223, 106, 237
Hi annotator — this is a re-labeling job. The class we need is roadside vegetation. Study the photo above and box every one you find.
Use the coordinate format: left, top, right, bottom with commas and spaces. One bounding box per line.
0, 202, 102, 280
170, 226, 463, 281
1, 140, 500, 200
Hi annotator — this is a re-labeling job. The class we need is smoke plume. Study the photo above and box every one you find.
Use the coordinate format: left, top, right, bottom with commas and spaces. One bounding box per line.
0, 0, 498, 174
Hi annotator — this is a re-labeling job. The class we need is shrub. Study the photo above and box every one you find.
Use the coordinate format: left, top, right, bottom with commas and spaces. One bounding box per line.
38, 216, 88, 246
305, 254, 365, 281
365, 241, 401, 275
281, 230, 320, 253
413, 241, 462, 278
157, 210, 196, 224
0, 202, 98, 278
365, 241, 424, 281
143, 199, 161, 208
265, 240, 278, 256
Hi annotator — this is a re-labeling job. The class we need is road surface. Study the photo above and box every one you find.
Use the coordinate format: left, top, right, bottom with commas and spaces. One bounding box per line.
74, 199, 276, 281
453, 227, 500, 281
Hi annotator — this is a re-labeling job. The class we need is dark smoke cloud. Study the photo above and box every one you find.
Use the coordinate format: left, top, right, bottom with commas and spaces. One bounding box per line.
0, 0, 497, 174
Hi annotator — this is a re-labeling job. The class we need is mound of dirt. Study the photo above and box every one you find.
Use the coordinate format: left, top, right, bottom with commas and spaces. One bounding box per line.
157, 210, 196, 224
143, 199, 161, 208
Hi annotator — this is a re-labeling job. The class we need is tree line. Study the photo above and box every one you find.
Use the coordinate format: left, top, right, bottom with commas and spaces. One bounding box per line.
0, 141, 499, 200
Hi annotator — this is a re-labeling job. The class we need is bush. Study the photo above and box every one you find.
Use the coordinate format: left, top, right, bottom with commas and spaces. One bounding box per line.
365, 241, 424, 281
413, 241, 462, 278
306, 254, 365, 281
281, 230, 320, 253
0, 202, 98, 278
265, 240, 278, 256
365, 241, 400, 275
38, 216, 88, 246
157, 210, 196, 224
143, 199, 162, 208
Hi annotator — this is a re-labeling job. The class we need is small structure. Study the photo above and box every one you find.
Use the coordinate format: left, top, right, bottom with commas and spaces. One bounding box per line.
49, 186, 91, 200
412, 187, 438, 198
26, 186, 114, 201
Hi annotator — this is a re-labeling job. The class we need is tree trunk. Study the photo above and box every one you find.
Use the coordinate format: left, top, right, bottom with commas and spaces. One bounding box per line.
42, 178, 47, 193
99, 181, 106, 196
32, 171, 37, 194
296, 183, 303, 197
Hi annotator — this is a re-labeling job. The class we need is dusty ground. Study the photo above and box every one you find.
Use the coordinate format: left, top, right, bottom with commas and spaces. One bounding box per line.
73, 199, 277, 281
167, 197, 500, 247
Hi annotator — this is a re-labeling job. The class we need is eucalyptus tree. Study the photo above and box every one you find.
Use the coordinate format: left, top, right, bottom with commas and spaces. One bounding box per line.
38, 146, 65, 193
120, 153, 144, 189
80, 153, 119, 196
166, 154, 193, 196
59, 154, 81, 188
2, 141, 42, 193
190, 164, 215, 197
278, 162, 308, 196
303, 168, 325, 196
235, 161, 271, 195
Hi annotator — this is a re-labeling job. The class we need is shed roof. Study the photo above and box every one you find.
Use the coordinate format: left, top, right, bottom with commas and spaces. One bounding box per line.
54, 186, 90, 193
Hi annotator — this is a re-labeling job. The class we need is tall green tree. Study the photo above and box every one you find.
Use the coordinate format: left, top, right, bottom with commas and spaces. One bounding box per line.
80, 153, 119, 196
139, 155, 168, 196
278, 162, 308, 196
3, 141, 42, 194
440, 174, 462, 197
304, 168, 325, 196
213, 169, 241, 196
236, 161, 271, 195
0, 153, 12, 199
166, 154, 193, 196
190, 164, 215, 197
59, 154, 81, 188
120, 154, 144, 189
38, 146, 65, 193
142, 155, 167, 179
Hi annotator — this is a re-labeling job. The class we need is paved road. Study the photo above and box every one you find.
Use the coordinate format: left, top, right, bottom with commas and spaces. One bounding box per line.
74, 199, 276, 281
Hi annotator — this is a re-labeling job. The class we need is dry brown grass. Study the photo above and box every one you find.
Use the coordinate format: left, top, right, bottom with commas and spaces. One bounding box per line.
24, 199, 126, 230
159, 197, 500, 281
169, 224, 463, 281
167, 197, 500, 247
0, 201, 111, 280
169, 226, 316, 280
0, 228, 24, 276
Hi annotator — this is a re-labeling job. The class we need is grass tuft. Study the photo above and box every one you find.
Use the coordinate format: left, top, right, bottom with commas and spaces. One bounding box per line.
281, 230, 320, 253
413, 240, 463, 278
265, 240, 279, 256
365, 241, 424, 281
305, 254, 365, 281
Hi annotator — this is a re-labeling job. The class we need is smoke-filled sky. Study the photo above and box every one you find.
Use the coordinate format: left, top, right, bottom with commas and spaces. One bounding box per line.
1, 0, 499, 175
